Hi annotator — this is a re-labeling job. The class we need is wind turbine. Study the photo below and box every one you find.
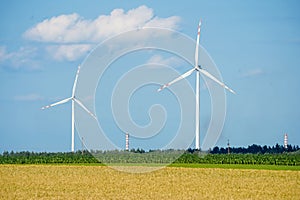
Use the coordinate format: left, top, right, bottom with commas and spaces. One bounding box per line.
42, 66, 96, 152
158, 20, 235, 150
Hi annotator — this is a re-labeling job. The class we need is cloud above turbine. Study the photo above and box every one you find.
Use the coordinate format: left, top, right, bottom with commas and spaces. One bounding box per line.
46, 44, 92, 61
20, 5, 180, 62
24, 6, 180, 44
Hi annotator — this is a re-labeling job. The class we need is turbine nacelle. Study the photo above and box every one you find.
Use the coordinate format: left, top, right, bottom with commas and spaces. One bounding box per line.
195, 65, 202, 71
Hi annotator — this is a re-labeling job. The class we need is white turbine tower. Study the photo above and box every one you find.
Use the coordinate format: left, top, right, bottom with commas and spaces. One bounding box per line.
42, 66, 96, 152
158, 20, 235, 150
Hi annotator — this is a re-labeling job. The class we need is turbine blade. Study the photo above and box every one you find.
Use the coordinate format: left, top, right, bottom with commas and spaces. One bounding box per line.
73, 98, 97, 119
195, 20, 202, 67
41, 97, 72, 109
72, 65, 81, 97
199, 68, 236, 94
158, 68, 195, 92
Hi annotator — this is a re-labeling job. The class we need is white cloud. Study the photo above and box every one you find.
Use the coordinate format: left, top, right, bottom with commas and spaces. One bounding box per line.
24, 6, 180, 44
14, 93, 44, 101
46, 44, 92, 61
0, 46, 40, 71
146, 55, 185, 68
22, 6, 180, 62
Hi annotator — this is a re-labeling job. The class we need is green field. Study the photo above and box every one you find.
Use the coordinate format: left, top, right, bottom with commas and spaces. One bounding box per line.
1, 164, 299, 199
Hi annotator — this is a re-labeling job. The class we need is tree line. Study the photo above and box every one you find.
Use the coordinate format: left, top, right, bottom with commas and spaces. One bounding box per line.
0, 151, 99, 164
208, 144, 299, 154
175, 152, 299, 166
0, 144, 299, 166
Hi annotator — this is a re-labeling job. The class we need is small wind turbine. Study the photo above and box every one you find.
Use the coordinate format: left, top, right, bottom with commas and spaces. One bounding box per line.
42, 66, 96, 152
158, 20, 235, 150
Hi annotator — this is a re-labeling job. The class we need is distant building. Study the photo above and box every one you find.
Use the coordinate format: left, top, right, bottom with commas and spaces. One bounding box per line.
284, 133, 288, 149
125, 133, 129, 151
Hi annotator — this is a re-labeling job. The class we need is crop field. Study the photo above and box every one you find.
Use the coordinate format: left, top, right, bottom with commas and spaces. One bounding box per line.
0, 164, 299, 199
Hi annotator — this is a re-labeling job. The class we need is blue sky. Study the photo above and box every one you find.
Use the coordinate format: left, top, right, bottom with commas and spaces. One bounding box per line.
1, 0, 300, 152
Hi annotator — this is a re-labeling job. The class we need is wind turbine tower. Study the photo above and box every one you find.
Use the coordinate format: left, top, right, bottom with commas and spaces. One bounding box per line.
41, 66, 96, 152
158, 20, 235, 150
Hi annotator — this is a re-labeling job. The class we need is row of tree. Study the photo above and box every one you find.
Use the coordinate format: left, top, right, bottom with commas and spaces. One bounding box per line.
0, 151, 99, 164
0, 147, 299, 165
175, 152, 300, 166
209, 144, 299, 154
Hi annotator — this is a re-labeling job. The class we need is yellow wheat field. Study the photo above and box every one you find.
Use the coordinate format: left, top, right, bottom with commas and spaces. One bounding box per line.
0, 165, 299, 200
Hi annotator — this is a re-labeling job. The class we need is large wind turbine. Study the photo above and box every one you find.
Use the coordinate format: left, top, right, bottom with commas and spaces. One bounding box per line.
158, 20, 235, 150
42, 66, 96, 152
